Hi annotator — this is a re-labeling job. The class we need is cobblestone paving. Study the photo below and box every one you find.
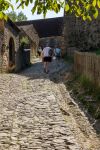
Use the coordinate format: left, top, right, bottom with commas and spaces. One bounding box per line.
0, 59, 99, 150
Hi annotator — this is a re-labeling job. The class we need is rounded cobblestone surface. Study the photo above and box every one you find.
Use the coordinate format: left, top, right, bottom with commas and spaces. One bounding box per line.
0, 59, 99, 150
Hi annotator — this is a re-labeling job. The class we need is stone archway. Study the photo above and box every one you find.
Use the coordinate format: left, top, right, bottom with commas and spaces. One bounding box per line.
9, 37, 15, 68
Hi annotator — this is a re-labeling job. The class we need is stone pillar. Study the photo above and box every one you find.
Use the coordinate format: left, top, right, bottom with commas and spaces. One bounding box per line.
0, 20, 5, 73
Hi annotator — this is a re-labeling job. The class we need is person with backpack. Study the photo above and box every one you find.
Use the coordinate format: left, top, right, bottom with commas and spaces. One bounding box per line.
41, 45, 53, 73
54, 46, 61, 59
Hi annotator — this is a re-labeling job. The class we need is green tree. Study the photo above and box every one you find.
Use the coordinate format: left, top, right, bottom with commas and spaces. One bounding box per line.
7, 11, 17, 22
7, 11, 27, 21
17, 11, 27, 21
0, 0, 100, 20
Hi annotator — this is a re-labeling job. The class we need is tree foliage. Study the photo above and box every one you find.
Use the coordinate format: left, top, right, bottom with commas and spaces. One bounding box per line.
0, 0, 100, 21
65, 0, 100, 21
7, 11, 17, 22
0, 0, 13, 20
7, 11, 27, 22
17, 11, 27, 21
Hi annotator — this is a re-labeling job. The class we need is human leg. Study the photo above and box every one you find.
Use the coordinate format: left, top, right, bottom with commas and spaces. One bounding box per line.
43, 57, 51, 73
45, 62, 49, 73
43, 62, 46, 72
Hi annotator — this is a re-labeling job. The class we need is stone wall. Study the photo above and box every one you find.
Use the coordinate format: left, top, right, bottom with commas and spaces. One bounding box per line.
4, 21, 20, 72
0, 20, 4, 73
5, 22, 20, 72
0, 20, 20, 73
18, 25, 39, 60
0, 20, 40, 73
64, 13, 100, 56
19, 25, 39, 45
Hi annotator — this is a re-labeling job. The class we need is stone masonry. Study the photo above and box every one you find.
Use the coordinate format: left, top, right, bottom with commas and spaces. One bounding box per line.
0, 20, 4, 72
18, 24, 39, 59
64, 13, 100, 55
0, 19, 39, 73
0, 19, 20, 72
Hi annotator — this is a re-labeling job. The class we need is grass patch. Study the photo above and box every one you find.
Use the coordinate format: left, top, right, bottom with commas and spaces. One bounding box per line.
66, 74, 100, 120
95, 49, 100, 55
79, 76, 95, 94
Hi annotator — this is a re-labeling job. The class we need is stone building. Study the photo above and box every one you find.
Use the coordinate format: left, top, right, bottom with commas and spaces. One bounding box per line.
0, 17, 64, 73
0, 18, 39, 73
0, 19, 20, 73
18, 24, 39, 59
16, 17, 64, 55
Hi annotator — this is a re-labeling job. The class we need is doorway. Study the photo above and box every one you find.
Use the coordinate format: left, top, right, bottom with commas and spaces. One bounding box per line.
9, 37, 15, 68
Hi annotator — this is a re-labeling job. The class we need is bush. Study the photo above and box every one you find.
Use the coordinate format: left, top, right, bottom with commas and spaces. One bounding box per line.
79, 76, 95, 94
95, 48, 100, 55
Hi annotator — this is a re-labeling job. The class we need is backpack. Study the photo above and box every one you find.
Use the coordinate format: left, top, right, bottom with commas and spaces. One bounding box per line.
56, 52, 61, 57
55, 48, 61, 57
49, 49, 53, 57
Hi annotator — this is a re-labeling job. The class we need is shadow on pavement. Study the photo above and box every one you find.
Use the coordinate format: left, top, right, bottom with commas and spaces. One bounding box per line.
18, 59, 70, 83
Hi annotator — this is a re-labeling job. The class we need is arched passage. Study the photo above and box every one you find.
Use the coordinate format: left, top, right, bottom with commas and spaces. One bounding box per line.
9, 37, 15, 67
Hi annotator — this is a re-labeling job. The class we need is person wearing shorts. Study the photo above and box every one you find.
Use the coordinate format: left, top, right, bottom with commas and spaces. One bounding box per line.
41, 46, 52, 73
54, 47, 61, 59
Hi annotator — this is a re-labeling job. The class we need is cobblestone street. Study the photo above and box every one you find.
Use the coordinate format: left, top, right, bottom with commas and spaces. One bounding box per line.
0, 59, 100, 150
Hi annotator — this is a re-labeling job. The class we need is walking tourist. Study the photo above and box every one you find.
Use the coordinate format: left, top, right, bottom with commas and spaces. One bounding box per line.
41, 45, 53, 73
54, 46, 61, 59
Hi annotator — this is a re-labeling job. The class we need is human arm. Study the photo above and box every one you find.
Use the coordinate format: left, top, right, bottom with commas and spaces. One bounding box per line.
41, 50, 44, 62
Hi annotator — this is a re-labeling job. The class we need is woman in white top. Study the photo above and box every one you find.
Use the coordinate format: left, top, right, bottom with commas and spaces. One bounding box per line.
41, 46, 53, 73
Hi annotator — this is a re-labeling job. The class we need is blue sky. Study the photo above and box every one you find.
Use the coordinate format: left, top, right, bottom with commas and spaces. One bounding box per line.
8, 0, 64, 20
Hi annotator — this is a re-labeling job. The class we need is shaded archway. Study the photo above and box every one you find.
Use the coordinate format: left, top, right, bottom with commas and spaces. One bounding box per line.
9, 37, 15, 68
